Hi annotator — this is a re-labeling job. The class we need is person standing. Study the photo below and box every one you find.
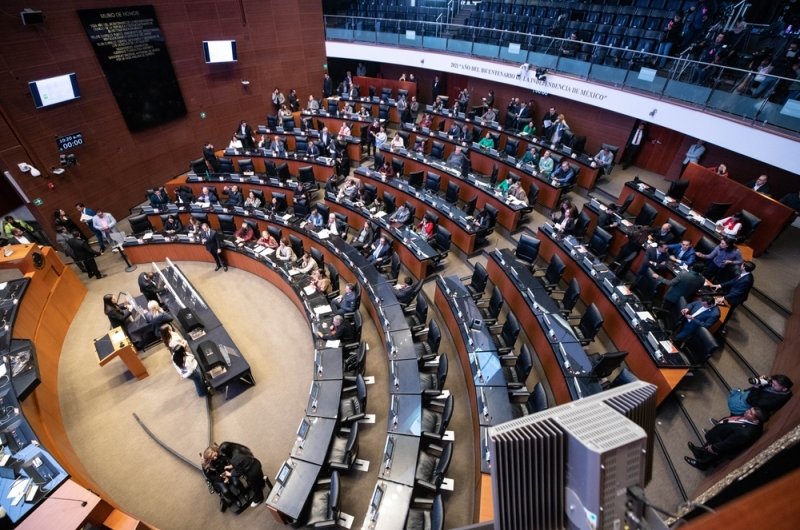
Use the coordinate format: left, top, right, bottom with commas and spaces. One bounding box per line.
203, 142, 220, 173
323, 72, 333, 98
431, 75, 441, 102
138, 272, 161, 303
92, 210, 122, 251
199, 222, 227, 271
76, 203, 106, 252
681, 139, 705, 175
54, 208, 86, 240
66, 230, 104, 278
170, 342, 208, 397
711, 261, 755, 327
621, 123, 647, 169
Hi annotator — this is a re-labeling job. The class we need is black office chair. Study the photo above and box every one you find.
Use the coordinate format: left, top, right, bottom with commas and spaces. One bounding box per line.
419, 354, 448, 398
282, 117, 296, 132
444, 181, 460, 205
463, 195, 478, 216
303, 470, 340, 528
277, 163, 291, 183
405, 494, 444, 530
515, 233, 541, 269
425, 173, 441, 194
571, 303, 604, 345
666, 218, 687, 241
587, 226, 613, 259
343, 342, 367, 379
338, 374, 367, 424
492, 313, 520, 354
244, 219, 258, 236
504, 138, 519, 157
218, 157, 234, 173
405, 293, 429, 332
295, 137, 308, 155
326, 263, 341, 300
572, 210, 591, 242
589, 350, 629, 380
381, 253, 402, 285
682, 327, 720, 366
264, 159, 278, 179
266, 115, 278, 130
298, 166, 317, 189
129, 214, 153, 235
512, 381, 548, 418
420, 394, 454, 441
400, 281, 425, 312
310, 246, 325, 269
327, 424, 359, 472
609, 247, 640, 278
617, 193, 634, 215
633, 203, 658, 227
631, 269, 659, 308
415, 440, 453, 493
478, 285, 504, 325
217, 214, 237, 236
293, 196, 310, 217
552, 278, 581, 317
403, 202, 417, 226
431, 226, 451, 263
461, 262, 489, 300
703, 202, 731, 222
736, 210, 761, 243
392, 158, 405, 177
502, 344, 533, 390
289, 234, 304, 260
489, 164, 499, 186
695, 235, 718, 256
533, 254, 566, 292
191, 212, 209, 225
267, 225, 282, 243
667, 179, 689, 201
414, 320, 441, 364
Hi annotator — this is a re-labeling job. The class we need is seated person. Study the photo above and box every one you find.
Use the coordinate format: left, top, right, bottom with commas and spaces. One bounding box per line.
521, 147, 539, 165
269, 135, 286, 155
370, 196, 385, 214
674, 295, 720, 342
256, 230, 279, 249
419, 113, 433, 129
278, 104, 292, 119
291, 251, 318, 275
684, 406, 766, 470
307, 210, 325, 229
553, 205, 578, 234
378, 160, 395, 178
374, 126, 388, 149
367, 236, 391, 264
163, 215, 183, 234
390, 134, 404, 149
477, 132, 495, 149
316, 314, 354, 342
496, 175, 514, 194
244, 191, 262, 209
696, 238, 742, 280
509, 181, 527, 203
331, 283, 358, 314
326, 214, 340, 236
196, 186, 218, 204
352, 221, 374, 250
307, 95, 319, 111
224, 185, 244, 207
257, 134, 269, 150
447, 147, 466, 168
724, 374, 793, 417
417, 214, 435, 241
149, 189, 169, 209
228, 135, 243, 150
746, 174, 770, 195
394, 277, 417, 305
324, 174, 339, 196
715, 212, 743, 238
447, 123, 462, 139
550, 160, 576, 185
593, 146, 614, 174
667, 239, 697, 265
637, 241, 670, 278
338, 122, 352, 137
520, 121, 536, 136
311, 267, 332, 295
306, 141, 321, 157
338, 177, 360, 201
707, 163, 729, 179
538, 150, 554, 175
234, 222, 255, 245
389, 204, 411, 225
275, 239, 296, 261
649, 223, 676, 245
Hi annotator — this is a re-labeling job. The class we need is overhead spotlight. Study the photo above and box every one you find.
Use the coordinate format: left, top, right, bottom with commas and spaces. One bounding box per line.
535, 67, 548, 81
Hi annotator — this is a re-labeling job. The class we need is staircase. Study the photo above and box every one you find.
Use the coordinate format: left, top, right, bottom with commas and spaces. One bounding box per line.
442, 4, 476, 39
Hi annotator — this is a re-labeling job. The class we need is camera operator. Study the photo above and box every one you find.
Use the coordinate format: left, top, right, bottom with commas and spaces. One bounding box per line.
722, 374, 793, 418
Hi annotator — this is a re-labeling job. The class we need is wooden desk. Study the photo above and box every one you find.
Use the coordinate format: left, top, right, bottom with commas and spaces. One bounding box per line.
95, 327, 148, 380
681, 164, 796, 256
537, 228, 686, 405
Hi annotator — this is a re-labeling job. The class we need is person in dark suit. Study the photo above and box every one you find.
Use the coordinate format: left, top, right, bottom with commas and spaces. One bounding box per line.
103, 294, 131, 334
653, 261, 706, 315
649, 223, 676, 245
144, 300, 174, 335
367, 236, 391, 265
394, 277, 417, 305
319, 127, 332, 151
197, 186, 218, 204
331, 283, 358, 315
67, 231, 103, 279
223, 185, 244, 207
234, 120, 255, 150
684, 406, 766, 470
667, 240, 697, 266
712, 261, 755, 325
323, 73, 333, 98
745, 174, 771, 196
203, 142, 220, 173
550, 160, 576, 185
316, 314, 355, 342
724, 374, 793, 417
674, 295, 720, 342
620, 122, 646, 169
352, 221, 374, 250
199, 222, 227, 271
637, 242, 670, 279
431, 75, 441, 101
138, 272, 161, 303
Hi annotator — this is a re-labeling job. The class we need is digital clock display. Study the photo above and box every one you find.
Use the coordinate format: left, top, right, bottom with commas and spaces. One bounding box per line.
56, 132, 84, 152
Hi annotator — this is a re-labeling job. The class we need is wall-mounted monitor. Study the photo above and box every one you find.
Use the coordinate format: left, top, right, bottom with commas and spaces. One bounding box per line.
28, 73, 80, 109
203, 40, 237, 63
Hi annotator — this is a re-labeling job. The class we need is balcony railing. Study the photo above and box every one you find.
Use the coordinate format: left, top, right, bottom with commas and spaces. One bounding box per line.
324, 15, 800, 137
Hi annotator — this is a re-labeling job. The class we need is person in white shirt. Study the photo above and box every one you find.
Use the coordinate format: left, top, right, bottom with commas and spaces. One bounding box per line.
391, 134, 404, 149
228, 135, 243, 150
275, 239, 296, 261
715, 213, 743, 238
374, 126, 388, 150
307, 95, 319, 111
327, 214, 340, 236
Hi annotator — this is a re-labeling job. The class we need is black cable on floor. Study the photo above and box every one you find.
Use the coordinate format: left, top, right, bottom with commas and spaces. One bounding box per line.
206, 392, 214, 446
133, 412, 203, 472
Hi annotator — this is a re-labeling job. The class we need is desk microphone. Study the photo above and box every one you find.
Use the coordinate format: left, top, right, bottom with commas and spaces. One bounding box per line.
49, 496, 88, 507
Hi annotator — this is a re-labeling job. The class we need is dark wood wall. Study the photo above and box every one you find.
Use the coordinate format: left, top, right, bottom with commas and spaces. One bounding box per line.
355, 61, 799, 198
0, 0, 326, 238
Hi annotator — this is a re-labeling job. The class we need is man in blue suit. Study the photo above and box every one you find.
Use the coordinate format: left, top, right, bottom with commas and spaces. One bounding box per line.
712, 261, 755, 327
674, 295, 720, 342
667, 239, 697, 266
367, 236, 391, 265
331, 283, 358, 315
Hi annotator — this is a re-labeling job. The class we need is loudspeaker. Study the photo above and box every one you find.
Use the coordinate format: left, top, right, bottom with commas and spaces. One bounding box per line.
20, 10, 44, 25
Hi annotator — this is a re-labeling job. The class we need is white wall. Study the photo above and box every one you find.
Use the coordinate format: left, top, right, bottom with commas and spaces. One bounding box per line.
327, 41, 800, 175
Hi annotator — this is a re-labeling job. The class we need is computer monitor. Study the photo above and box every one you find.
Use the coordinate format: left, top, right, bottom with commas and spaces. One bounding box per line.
370, 485, 385, 521
276, 462, 292, 485
297, 418, 311, 440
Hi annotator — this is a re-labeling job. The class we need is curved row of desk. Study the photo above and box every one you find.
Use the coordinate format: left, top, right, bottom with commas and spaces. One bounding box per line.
123, 214, 449, 529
